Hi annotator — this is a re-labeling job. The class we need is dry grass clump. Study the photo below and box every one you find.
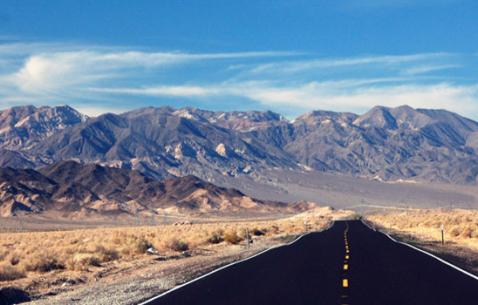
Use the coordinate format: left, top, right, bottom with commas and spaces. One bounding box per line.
22, 252, 64, 272
0, 264, 26, 281
368, 209, 478, 250
223, 230, 243, 245
207, 230, 224, 244
208, 227, 262, 245
66, 253, 101, 271
165, 239, 189, 252
65, 246, 120, 271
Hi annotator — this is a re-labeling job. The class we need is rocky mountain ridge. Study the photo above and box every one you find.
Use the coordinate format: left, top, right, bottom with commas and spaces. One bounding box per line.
1, 104, 478, 185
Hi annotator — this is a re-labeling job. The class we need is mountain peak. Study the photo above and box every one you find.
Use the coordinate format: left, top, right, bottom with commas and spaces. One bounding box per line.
353, 106, 397, 129
0, 105, 86, 150
1, 104, 478, 185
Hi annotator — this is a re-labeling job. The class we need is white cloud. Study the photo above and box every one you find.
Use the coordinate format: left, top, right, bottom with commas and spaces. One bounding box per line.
401, 64, 460, 75
240, 82, 478, 116
93, 81, 478, 117
73, 104, 129, 117
247, 53, 453, 75
0, 43, 298, 102
91, 85, 218, 97
11, 52, 108, 94
0, 41, 476, 119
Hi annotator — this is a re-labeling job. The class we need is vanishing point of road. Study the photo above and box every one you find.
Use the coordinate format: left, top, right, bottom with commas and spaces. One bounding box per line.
140, 220, 478, 305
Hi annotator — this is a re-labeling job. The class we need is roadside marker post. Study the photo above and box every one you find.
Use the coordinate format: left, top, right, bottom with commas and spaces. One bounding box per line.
441, 224, 445, 245
245, 228, 251, 249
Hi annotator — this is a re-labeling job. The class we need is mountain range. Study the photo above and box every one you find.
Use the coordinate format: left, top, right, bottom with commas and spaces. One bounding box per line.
1, 104, 477, 186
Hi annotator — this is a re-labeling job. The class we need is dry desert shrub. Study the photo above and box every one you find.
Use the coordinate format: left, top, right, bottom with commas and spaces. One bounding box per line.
95, 245, 120, 262
252, 228, 266, 236
131, 237, 153, 254
165, 239, 189, 252
223, 229, 243, 245
66, 253, 102, 271
207, 230, 224, 244
0, 264, 26, 281
22, 252, 65, 273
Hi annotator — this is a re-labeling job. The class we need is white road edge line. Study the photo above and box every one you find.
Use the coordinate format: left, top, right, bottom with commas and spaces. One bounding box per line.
138, 221, 335, 305
361, 220, 478, 281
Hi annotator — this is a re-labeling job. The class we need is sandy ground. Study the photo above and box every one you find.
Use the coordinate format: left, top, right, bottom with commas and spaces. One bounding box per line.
213, 169, 478, 210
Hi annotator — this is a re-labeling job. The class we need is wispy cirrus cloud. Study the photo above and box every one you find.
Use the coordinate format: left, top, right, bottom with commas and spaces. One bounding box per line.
0, 42, 299, 104
0, 41, 477, 119
92, 80, 478, 117
401, 64, 461, 75
245, 52, 456, 75
239, 82, 478, 116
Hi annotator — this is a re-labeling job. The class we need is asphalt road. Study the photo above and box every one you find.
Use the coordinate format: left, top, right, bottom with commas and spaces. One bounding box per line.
141, 220, 478, 305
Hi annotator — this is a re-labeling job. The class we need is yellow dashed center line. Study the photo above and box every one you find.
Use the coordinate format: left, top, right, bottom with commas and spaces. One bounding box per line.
342, 223, 351, 298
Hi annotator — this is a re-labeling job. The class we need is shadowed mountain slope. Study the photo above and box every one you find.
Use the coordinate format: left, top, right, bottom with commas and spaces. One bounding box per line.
0, 161, 295, 217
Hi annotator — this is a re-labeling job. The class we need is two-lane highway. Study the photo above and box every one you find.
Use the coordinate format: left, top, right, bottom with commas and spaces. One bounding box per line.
140, 221, 478, 305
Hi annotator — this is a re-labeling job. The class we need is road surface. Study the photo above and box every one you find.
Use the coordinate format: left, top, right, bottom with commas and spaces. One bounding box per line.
141, 220, 478, 305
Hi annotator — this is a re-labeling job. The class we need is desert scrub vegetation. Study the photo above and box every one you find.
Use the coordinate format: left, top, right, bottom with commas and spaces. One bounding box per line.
0, 263, 26, 281
367, 209, 478, 250
223, 229, 243, 245
23, 252, 65, 272
252, 228, 266, 236
0, 207, 340, 282
165, 238, 189, 252
207, 229, 224, 244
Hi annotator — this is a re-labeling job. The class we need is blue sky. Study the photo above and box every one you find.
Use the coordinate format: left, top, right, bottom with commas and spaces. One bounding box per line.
0, 0, 478, 118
